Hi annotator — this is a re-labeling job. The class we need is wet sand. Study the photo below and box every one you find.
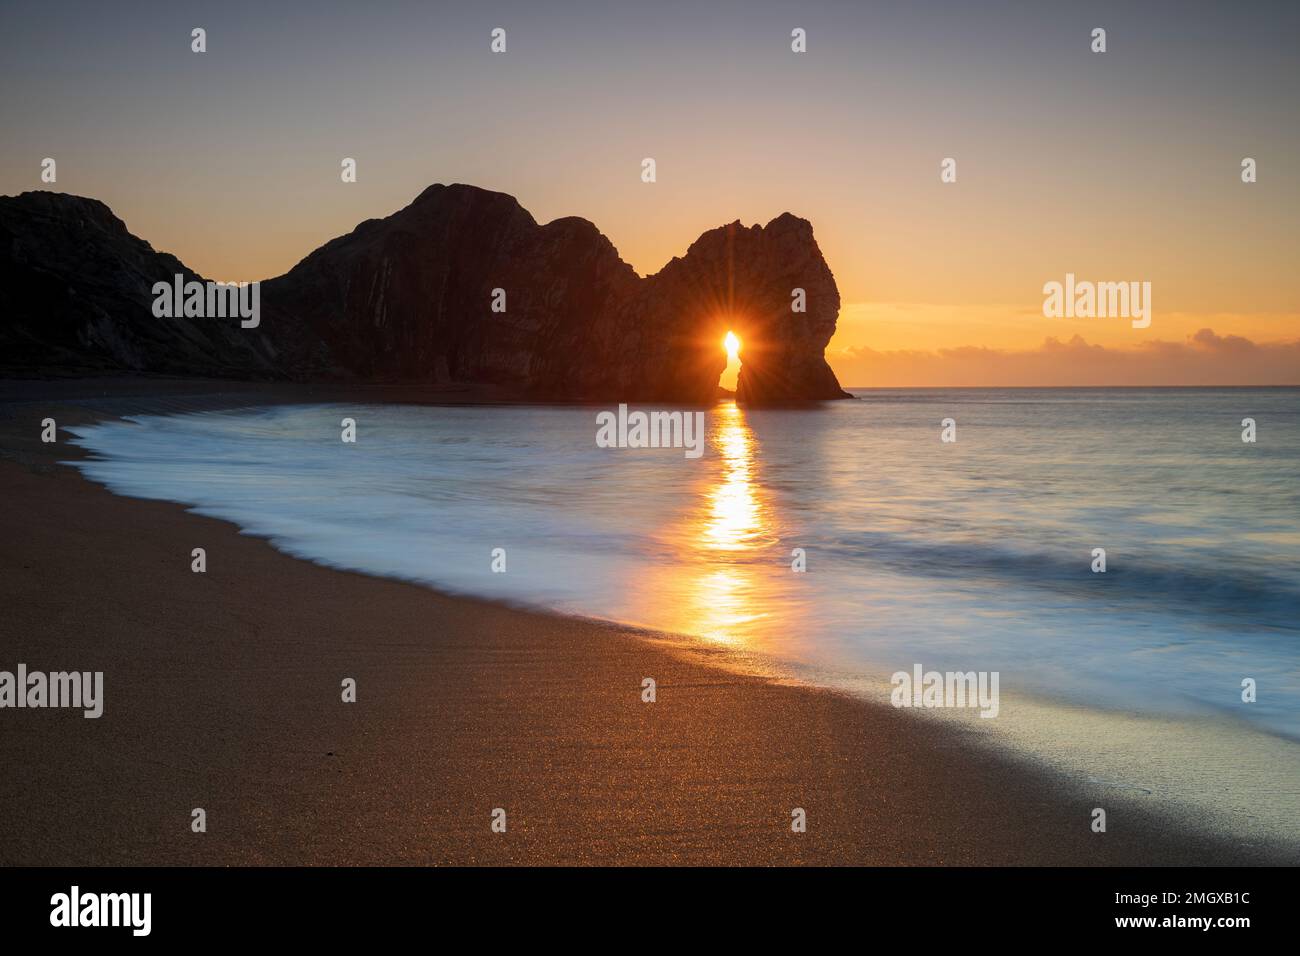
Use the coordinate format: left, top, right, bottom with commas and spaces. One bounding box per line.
0, 378, 1293, 865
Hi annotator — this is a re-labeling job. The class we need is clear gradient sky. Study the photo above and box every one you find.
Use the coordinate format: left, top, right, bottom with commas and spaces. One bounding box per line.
2, 0, 1296, 385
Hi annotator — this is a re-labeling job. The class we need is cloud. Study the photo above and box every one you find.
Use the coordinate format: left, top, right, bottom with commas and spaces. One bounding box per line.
829, 330, 1300, 387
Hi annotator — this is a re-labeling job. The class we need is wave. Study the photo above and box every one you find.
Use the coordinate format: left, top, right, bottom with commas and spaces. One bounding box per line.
807, 530, 1300, 633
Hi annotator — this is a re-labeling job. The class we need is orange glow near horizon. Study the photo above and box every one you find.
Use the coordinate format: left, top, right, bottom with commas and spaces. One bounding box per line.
8, 0, 1291, 390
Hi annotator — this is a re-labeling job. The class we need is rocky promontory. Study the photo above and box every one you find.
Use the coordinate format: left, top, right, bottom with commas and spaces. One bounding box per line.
1, 184, 851, 403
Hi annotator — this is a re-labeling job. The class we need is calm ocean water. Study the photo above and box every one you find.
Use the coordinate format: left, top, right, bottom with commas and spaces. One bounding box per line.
67, 388, 1300, 738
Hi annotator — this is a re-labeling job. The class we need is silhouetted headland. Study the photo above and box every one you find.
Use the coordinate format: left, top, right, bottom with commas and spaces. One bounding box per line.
0, 185, 851, 404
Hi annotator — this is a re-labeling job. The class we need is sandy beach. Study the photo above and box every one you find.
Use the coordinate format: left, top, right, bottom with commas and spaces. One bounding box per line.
0, 378, 1293, 866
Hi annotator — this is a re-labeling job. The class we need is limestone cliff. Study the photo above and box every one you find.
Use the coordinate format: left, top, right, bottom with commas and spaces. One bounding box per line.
0, 191, 281, 377
1, 185, 851, 403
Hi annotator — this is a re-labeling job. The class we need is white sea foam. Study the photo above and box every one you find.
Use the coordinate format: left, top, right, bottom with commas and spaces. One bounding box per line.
65, 389, 1300, 744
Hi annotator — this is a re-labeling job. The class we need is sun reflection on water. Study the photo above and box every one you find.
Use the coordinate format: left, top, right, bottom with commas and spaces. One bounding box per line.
677, 401, 772, 646
704, 402, 762, 551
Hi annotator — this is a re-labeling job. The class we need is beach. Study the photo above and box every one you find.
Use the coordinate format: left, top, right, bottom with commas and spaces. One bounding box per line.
0, 379, 1293, 866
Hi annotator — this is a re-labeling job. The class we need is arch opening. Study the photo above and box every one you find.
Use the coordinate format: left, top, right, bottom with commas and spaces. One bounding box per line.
719, 330, 742, 392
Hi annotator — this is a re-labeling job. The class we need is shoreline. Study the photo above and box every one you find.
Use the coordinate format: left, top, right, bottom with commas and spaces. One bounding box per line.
1, 378, 1295, 865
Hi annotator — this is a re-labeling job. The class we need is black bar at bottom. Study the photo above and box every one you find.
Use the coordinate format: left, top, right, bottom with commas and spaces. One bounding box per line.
0, 866, 1283, 942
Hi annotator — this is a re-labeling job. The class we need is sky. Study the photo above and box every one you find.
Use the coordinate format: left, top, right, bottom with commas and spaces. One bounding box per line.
1, 0, 1296, 385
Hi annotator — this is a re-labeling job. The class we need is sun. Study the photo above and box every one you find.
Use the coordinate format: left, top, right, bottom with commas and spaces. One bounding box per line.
724, 330, 741, 360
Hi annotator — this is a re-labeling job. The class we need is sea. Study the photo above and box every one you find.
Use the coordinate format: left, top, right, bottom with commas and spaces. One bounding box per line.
65, 387, 1300, 840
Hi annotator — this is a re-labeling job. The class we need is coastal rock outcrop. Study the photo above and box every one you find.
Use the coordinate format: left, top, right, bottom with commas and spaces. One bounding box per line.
1, 185, 851, 403
0, 191, 282, 377
629, 212, 848, 403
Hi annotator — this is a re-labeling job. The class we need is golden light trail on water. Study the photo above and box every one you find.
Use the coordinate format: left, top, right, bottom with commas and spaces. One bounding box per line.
679, 401, 768, 645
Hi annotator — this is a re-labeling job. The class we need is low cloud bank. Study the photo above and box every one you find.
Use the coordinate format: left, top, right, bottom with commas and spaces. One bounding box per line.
831, 329, 1300, 387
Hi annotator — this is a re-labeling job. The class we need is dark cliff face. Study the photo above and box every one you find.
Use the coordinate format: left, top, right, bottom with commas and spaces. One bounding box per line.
630, 213, 848, 404
0, 191, 283, 377
260, 185, 644, 391
1, 185, 851, 403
